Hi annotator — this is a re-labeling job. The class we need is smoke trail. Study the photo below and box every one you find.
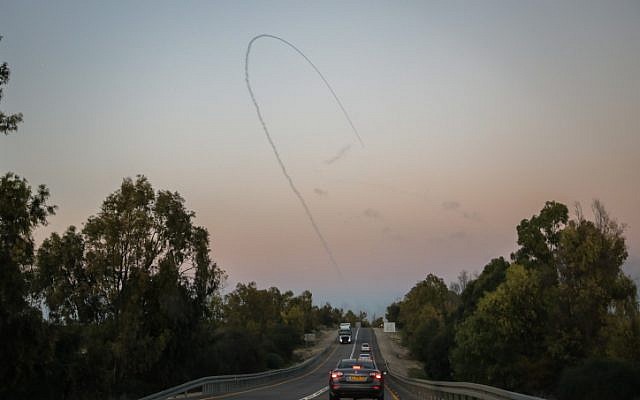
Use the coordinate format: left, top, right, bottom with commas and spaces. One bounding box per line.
325, 144, 352, 165
246, 34, 363, 148
245, 34, 362, 276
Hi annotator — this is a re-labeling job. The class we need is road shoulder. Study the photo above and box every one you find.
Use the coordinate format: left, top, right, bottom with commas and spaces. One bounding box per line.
293, 328, 336, 362
373, 328, 424, 378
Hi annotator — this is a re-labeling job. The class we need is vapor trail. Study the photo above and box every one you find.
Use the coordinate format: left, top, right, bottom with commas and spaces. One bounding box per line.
246, 34, 363, 148
245, 34, 362, 276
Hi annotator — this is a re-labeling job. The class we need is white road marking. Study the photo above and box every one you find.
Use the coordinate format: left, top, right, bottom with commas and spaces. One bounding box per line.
298, 328, 359, 400
298, 386, 328, 400
349, 327, 360, 359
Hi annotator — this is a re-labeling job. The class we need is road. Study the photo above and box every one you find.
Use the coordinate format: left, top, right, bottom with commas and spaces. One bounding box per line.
201, 327, 404, 400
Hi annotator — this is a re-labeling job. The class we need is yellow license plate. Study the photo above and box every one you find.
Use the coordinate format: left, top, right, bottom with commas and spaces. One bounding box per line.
348, 376, 367, 382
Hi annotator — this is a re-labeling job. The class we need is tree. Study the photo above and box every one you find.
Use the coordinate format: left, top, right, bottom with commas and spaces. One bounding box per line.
222, 282, 320, 370
458, 257, 510, 318
1, 36, 23, 135
449, 270, 472, 295
452, 264, 553, 392
385, 301, 401, 326
452, 200, 639, 395
343, 309, 358, 325
554, 200, 636, 361
35, 226, 92, 323
398, 274, 451, 338
0, 173, 55, 398
317, 302, 343, 327
33, 176, 225, 397
224, 282, 285, 336
512, 201, 568, 285
36, 176, 223, 323
358, 311, 369, 327
395, 274, 457, 379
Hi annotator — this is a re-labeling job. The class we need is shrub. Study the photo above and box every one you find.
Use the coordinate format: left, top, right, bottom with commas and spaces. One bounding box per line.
266, 353, 285, 369
556, 359, 640, 400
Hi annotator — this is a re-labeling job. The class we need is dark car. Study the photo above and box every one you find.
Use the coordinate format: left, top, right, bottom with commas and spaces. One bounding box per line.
329, 358, 384, 400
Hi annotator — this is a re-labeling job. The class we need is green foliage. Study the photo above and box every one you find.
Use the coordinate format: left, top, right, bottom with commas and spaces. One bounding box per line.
317, 302, 345, 327
452, 265, 554, 391
395, 200, 639, 397
459, 257, 509, 317
554, 204, 635, 361
0, 174, 356, 398
556, 359, 640, 400
221, 282, 308, 368
266, 352, 285, 369
343, 309, 358, 325
512, 201, 568, 268
0, 173, 55, 398
512, 201, 569, 289
28, 176, 227, 397
1, 36, 23, 135
393, 274, 457, 379
450, 202, 638, 394
385, 301, 401, 326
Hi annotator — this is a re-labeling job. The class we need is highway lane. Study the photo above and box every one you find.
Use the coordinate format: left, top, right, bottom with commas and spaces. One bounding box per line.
203, 327, 399, 400
369, 330, 415, 400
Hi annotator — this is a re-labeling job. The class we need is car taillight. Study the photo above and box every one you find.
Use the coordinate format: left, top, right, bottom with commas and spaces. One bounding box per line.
370, 372, 383, 379
331, 371, 343, 379
353, 365, 361, 370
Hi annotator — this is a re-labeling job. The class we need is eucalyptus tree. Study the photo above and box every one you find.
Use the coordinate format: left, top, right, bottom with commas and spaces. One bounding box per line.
0, 173, 55, 397
34, 176, 225, 395
1, 36, 23, 135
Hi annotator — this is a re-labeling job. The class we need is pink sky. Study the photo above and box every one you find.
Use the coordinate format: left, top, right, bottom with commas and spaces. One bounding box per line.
2, 1, 639, 315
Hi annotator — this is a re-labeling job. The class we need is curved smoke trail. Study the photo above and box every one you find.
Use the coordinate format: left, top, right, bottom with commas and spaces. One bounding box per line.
245, 34, 362, 276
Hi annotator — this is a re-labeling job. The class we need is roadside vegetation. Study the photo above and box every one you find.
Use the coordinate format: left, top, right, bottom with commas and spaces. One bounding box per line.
1, 46, 366, 398
0, 172, 369, 399
388, 201, 640, 399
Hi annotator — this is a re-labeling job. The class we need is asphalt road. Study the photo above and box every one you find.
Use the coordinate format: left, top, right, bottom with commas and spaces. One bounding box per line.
201, 327, 403, 400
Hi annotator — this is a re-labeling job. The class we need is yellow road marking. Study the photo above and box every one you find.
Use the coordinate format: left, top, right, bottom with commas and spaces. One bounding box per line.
386, 383, 401, 400
203, 343, 340, 399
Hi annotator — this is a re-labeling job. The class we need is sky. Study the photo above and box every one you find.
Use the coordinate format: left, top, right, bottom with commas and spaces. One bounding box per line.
1, 1, 639, 317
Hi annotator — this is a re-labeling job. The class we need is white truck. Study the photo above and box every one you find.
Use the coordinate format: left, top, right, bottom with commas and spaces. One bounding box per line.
338, 322, 352, 344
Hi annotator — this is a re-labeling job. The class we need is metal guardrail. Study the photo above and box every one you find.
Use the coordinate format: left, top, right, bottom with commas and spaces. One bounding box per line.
139, 341, 334, 400
387, 374, 546, 400
371, 330, 546, 400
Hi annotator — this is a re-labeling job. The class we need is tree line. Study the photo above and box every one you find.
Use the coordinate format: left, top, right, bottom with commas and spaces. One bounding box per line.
1, 45, 370, 399
0, 173, 365, 399
387, 201, 640, 399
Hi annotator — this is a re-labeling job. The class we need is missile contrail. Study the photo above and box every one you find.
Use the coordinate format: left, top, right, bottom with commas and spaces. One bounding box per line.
245, 34, 362, 276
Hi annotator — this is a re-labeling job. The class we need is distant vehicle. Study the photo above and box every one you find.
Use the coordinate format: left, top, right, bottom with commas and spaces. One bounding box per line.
329, 358, 384, 400
338, 329, 352, 344
338, 323, 353, 344
358, 353, 372, 360
360, 343, 371, 352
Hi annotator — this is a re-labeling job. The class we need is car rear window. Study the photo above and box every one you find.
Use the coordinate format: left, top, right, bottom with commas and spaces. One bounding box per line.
359, 361, 374, 369
337, 359, 356, 368
338, 359, 374, 369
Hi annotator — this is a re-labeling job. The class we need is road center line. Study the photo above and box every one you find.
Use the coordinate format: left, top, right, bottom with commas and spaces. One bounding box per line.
298, 386, 328, 400
349, 327, 360, 358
